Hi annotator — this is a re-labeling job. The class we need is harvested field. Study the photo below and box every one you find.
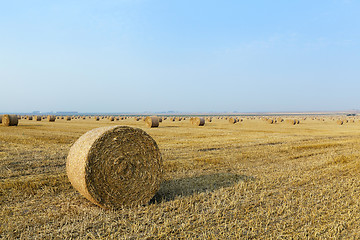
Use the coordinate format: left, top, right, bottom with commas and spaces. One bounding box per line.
1, 116, 360, 239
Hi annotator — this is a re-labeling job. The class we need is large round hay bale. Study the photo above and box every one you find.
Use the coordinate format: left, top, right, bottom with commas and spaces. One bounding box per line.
145, 116, 159, 128
2, 114, 18, 126
27, 116, 33, 120
66, 126, 163, 209
65, 116, 71, 121
0, 115, 2, 124
34, 116, 41, 121
47, 115, 56, 122
95, 116, 100, 121
191, 117, 205, 126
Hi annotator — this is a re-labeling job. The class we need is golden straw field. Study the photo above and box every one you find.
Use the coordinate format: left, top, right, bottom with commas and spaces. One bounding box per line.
1, 116, 360, 239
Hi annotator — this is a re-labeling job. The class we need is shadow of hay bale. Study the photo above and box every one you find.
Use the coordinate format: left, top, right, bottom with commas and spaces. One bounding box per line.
150, 173, 254, 203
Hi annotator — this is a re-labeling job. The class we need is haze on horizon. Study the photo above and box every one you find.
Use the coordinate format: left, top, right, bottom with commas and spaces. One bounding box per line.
1, 1, 359, 114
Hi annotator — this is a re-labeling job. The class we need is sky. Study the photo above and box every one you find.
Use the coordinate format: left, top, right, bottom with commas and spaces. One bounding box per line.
1, 0, 360, 113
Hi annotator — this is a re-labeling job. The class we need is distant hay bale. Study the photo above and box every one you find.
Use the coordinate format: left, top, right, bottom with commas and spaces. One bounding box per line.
27, 116, 33, 120
66, 126, 163, 209
47, 115, 56, 122
191, 117, 205, 126
0, 115, 2, 124
2, 114, 18, 126
158, 117, 162, 123
267, 119, 274, 124
145, 116, 159, 128
337, 120, 344, 125
228, 117, 238, 124
95, 116, 100, 121
109, 116, 115, 121
65, 116, 71, 121
286, 119, 297, 125
34, 116, 41, 121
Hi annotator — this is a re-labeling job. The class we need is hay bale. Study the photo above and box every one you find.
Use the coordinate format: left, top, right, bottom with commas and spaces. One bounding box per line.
2, 114, 18, 126
0, 115, 2, 124
228, 117, 238, 124
34, 116, 41, 121
286, 119, 296, 125
47, 115, 56, 122
65, 116, 71, 121
66, 126, 163, 209
109, 116, 115, 121
337, 120, 344, 125
145, 116, 159, 128
267, 119, 274, 124
191, 117, 205, 126
95, 116, 100, 121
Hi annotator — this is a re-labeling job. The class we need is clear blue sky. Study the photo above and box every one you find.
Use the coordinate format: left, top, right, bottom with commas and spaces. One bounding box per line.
1, 0, 359, 113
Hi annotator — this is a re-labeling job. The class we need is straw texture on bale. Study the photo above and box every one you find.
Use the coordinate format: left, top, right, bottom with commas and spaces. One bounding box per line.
66, 126, 163, 209
2, 114, 18, 126
47, 115, 56, 122
145, 116, 159, 128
